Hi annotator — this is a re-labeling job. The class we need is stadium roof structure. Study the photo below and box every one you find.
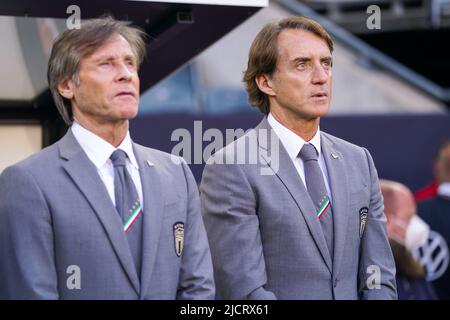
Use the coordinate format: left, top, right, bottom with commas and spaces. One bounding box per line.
0, 0, 267, 122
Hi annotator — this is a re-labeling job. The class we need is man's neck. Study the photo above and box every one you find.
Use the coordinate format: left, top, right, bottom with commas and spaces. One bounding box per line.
73, 116, 129, 147
270, 110, 319, 142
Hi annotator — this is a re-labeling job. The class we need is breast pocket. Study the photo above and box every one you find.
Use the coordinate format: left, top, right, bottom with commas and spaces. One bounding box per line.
160, 196, 187, 259
349, 185, 369, 208
347, 186, 370, 241
162, 195, 186, 221
348, 185, 369, 216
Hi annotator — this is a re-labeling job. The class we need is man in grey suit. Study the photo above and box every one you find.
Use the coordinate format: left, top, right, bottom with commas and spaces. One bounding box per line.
0, 17, 214, 299
200, 16, 397, 299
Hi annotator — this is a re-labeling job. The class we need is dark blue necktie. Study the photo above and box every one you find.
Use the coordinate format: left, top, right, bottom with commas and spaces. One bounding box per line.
299, 143, 334, 258
110, 149, 143, 277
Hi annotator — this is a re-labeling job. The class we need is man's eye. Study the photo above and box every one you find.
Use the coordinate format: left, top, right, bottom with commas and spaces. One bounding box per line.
297, 63, 306, 69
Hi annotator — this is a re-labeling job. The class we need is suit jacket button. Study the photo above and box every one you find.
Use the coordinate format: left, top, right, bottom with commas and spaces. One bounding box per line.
333, 279, 338, 288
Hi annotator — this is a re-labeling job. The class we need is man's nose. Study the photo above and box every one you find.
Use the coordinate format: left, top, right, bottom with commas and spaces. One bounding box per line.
311, 64, 329, 84
116, 62, 133, 81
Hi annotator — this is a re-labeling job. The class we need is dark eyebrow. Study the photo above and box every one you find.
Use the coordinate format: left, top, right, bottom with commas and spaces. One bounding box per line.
92, 55, 114, 63
124, 54, 136, 61
321, 56, 333, 63
292, 57, 311, 65
93, 54, 136, 63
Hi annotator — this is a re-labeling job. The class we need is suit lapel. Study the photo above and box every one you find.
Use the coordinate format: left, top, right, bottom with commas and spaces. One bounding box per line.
256, 118, 333, 273
132, 144, 164, 299
321, 133, 350, 279
58, 130, 140, 294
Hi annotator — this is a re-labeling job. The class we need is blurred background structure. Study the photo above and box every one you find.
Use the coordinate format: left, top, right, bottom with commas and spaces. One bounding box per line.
1, 0, 450, 192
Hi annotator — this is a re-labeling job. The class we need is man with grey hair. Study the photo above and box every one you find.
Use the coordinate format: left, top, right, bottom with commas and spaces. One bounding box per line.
0, 17, 214, 299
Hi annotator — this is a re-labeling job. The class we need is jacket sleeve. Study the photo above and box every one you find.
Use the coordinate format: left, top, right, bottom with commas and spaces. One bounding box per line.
176, 159, 215, 299
0, 165, 59, 299
358, 148, 398, 300
200, 157, 276, 300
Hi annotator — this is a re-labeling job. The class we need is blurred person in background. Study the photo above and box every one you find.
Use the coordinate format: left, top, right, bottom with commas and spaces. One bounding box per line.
380, 179, 437, 300
418, 140, 450, 299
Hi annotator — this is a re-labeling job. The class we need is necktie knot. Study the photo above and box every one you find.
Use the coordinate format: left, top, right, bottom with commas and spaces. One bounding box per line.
299, 143, 318, 161
110, 149, 128, 167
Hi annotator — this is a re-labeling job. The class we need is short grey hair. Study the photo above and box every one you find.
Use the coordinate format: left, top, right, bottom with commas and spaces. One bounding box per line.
47, 16, 147, 125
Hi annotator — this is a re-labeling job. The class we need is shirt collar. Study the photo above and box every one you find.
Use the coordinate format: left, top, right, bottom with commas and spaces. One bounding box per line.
71, 121, 139, 170
437, 182, 450, 199
267, 112, 322, 161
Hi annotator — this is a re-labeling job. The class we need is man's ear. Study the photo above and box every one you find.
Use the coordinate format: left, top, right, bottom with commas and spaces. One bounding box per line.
255, 73, 276, 97
57, 78, 75, 100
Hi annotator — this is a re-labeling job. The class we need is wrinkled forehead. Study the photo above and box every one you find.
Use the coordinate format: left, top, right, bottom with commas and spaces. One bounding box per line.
83, 34, 136, 62
276, 28, 331, 60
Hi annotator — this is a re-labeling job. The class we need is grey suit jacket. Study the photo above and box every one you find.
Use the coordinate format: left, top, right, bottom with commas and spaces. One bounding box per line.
200, 117, 397, 299
0, 129, 214, 299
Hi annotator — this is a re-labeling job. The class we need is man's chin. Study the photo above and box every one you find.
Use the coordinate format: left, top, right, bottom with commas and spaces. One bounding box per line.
126, 108, 139, 118
117, 105, 139, 120
315, 102, 330, 114
305, 104, 329, 119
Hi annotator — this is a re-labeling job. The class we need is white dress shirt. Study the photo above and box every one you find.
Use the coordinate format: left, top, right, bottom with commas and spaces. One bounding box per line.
268, 113, 332, 202
71, 122, 144, 210
437, 182, 450, 199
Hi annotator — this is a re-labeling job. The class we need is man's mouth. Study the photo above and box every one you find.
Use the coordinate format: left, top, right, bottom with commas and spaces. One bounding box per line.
311, 92, 327, 98
115, 91, 135, 98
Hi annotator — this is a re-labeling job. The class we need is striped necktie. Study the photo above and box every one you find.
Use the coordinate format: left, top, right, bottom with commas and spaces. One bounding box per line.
299, 143, 334, 258
110, 149, 143, 277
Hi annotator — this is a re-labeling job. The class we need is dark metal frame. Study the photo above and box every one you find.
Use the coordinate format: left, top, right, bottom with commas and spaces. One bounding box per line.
278, 0, 450, 107
0, 0, 263, 146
